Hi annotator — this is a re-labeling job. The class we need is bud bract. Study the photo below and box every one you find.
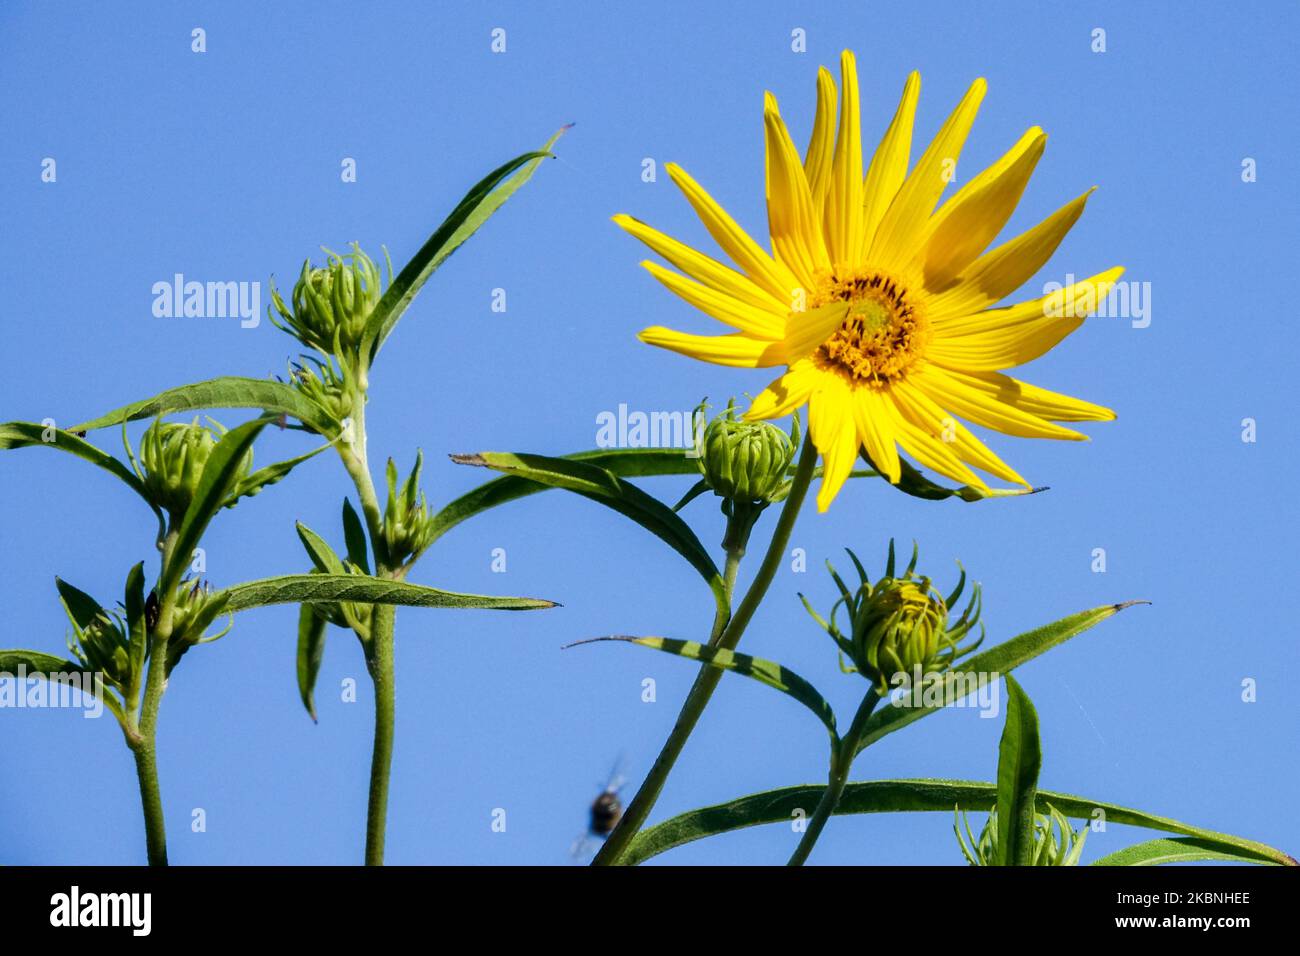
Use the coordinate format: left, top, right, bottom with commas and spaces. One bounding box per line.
270, 243, 388, 358
955, 804, 1088, 866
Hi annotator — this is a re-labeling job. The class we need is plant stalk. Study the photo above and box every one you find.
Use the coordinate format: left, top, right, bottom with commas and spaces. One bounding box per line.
593, 431, 818, 865
787, 689, 880, 866
364, 602, 397, 865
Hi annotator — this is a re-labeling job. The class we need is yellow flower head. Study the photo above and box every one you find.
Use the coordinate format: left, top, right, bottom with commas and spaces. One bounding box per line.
616, 51, 1121, 511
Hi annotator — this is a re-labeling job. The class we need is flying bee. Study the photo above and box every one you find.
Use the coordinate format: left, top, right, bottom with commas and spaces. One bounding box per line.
570, 759, 627, 860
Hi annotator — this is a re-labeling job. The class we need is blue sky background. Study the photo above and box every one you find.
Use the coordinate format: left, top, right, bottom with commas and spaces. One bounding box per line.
1, 1, 1296, 866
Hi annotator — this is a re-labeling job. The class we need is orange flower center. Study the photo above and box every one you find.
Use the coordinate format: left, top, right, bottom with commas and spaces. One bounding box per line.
810, 270, 929, 385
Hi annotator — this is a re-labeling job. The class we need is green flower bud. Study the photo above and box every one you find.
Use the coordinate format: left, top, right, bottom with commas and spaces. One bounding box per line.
955, 804, 1088, 866
382, 452, 435, 569
802, 541, 982, 691
165, 579, 232, 672
67, 609, 131, 690
288, 355, 355, 426
137, 418, 251, 518
696, 399, 798, 505
270, 243, 388, 358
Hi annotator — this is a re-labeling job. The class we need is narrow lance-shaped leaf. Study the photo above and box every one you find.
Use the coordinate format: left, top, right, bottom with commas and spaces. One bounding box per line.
569, 636, 837, 740
1090, 837, 1277, 867
431, 447, 702, 541
69, 377, 336, 436
0, 422, 161, 523
225, 443, 330, 506
214, 573, 557, 614
450, 451, 727, 618
854, 601, 1149, 757
621, 778, 1297, 867
864, 452, 1045, 503
162, 417, 271, 597
341, 498, 370, 574
0, 650, 127, 730
124, 561, 147, 698
994, 675, 1042, 865
54, 577, 104, 631
362, 129, 568, 363
296, 604, 328, 723
296, 521, 346, 575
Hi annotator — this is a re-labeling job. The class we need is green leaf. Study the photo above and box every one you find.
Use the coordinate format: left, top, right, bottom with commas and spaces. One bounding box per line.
570, 636, 837, 740
295, 521, 346, 575
225, 444, 329, 507
68, 377, 335, 436
853, 601, 1148, 757
296, 604, 328, 722
0, 421, 161, 521
995, 675, 1042, 865
362, 130, 566, 363
431, 447, 701, 541
215, 574, 557, 614
162, 418, 270, 597
0, 649, 88, 677
1090, 837, 1276, 867
54, 577, 104, 631
621, 778, 1297, 867
866, 453, 1045, 503
450, 451, 726, 617
341, 498, 370, 574
124, 562, 147, 692
0, 650, 127, 729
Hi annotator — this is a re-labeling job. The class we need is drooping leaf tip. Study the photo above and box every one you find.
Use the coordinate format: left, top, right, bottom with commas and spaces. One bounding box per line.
449, 453, 488, 467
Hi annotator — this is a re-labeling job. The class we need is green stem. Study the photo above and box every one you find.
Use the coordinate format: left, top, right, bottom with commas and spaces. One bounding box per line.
593, 431, 818, 866
130, 633, 171, 866
338, 382, 401, 865
364, 603, 397, 865
787, 689, 880, 866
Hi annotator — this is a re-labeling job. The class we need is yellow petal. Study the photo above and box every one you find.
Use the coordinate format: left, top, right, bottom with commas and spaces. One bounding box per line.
928, 267, 1124, 370
861, 71, 920, 259
638, 326, 784, 368
781, 300, 851, 363
869, 77, 987, 271
641, 260, 786, 339
803, 66, 838, 216
824, 51, 864, 267
925, 188, 1094, 320
911, 364, 1084, 440
667, 163, 802, 306
939, 368, 1115, 422
913, 127, 1046, 292
765, 93, 830, 287
892, 381, 1029, 486
884, 395, 987, 489
851, 387, 901, 483
745, 359, 821, 420
808, 377, 860, 511
613, 213, 789, 315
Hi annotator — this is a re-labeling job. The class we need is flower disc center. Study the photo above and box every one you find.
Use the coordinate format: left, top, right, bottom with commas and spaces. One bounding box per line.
811, 271, 929, 385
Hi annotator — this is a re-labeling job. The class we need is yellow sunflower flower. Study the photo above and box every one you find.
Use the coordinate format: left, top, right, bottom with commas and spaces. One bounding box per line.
615, 51, 1121, 512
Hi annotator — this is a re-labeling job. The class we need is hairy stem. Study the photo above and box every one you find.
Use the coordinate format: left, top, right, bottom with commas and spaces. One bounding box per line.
364, 603, 397, 865
593, 432, 818, 865
787, 689, 880, 866
339, 384, 401, 865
